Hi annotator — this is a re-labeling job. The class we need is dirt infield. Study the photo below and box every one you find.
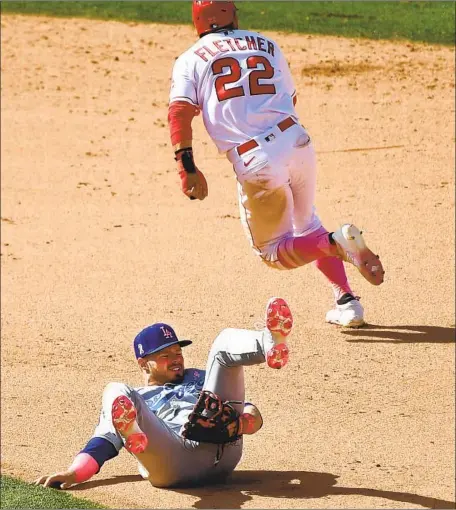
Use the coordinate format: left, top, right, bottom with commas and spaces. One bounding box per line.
1, 14, 455, 509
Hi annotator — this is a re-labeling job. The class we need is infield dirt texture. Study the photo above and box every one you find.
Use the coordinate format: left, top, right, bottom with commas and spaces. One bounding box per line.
1, 12, 455, 510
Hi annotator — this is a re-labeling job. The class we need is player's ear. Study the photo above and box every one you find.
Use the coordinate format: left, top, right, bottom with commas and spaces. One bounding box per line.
137, 358, 148, 372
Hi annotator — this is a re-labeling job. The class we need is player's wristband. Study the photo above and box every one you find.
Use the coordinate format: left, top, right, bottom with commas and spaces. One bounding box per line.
175, 148, 196, 174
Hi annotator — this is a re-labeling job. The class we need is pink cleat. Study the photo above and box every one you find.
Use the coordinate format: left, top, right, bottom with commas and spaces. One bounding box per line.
265, 297, 293, 369
112, 396, 148, 454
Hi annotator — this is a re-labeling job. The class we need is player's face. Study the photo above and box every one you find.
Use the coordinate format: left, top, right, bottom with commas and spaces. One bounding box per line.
144, 344, 185, 384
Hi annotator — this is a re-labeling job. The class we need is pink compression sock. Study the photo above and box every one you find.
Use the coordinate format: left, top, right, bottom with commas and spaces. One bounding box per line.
314, 256, 354, 301
277, 226, 339, 269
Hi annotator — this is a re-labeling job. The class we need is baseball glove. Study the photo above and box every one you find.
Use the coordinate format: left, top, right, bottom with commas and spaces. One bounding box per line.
182, 390, 242, 444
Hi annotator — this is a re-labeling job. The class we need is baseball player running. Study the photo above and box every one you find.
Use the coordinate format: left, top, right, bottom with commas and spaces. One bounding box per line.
168, 1, 384, 328
34, 298, 292, 489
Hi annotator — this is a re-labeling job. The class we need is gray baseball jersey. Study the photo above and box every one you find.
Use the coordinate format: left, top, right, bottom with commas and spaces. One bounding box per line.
93, 369, 205, 451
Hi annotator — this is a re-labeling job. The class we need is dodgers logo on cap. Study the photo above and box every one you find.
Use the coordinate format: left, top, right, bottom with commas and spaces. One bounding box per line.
160, 326, 174, 339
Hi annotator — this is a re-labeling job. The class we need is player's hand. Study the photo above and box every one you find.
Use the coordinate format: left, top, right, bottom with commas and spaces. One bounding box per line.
34, 470, 77, 490
179, 168, 208, 201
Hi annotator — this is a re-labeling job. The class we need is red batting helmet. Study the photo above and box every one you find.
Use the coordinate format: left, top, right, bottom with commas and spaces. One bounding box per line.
192, 1, 238, 37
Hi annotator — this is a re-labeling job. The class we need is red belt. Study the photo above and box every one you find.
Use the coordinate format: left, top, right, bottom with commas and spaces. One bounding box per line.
236, 117, 297, 156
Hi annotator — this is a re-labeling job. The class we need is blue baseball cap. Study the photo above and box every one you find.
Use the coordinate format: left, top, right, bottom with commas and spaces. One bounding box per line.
133, 323, 192, 359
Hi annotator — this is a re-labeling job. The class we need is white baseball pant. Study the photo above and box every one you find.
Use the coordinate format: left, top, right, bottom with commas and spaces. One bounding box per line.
226, 119, 322, 268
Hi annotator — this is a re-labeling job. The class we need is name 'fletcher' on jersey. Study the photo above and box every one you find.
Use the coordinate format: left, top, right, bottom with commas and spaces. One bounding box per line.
194, 35, 275, 62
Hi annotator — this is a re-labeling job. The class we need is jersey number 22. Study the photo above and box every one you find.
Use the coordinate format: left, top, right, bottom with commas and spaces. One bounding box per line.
212, 55, 276, 102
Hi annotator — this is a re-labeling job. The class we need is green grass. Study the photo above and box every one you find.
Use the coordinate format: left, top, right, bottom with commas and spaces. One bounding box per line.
0, 476, 106, 509
1, 1, 454, 45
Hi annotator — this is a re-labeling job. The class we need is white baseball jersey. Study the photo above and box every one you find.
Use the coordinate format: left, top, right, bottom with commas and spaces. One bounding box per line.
169, 29, 297, 153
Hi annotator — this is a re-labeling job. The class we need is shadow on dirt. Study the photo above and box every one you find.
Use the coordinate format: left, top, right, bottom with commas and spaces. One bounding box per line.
342, 325, 455, 344
73, 471, 456, 509
71, 474, 143, 490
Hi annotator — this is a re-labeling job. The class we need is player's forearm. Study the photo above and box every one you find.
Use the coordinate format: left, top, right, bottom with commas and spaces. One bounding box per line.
168, 101, 199, 152
34, 441, 114, 490
65, 437, 119, 485
169, 100, 208, 200
67, 453, 100, 484
65, 436, 119, 485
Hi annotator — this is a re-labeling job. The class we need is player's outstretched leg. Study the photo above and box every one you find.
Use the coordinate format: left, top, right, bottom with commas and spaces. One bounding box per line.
265, 297, 293, 369
112, 395, 148, 454
331, 224, 385, 286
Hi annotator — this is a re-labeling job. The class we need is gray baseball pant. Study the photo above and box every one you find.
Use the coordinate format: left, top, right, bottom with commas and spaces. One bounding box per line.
101, 327, 276, 487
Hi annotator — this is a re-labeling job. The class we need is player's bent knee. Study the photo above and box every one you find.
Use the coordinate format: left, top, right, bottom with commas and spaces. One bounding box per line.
264, 236, 308, 270
102, 382, 131, 403
261, 257, 290, 270
103, 381, 128, 393
212, 328, 237, 346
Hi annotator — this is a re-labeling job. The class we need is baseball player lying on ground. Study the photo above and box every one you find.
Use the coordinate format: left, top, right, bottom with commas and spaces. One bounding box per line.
35, 298, 292, 489
168, 0, 385, 328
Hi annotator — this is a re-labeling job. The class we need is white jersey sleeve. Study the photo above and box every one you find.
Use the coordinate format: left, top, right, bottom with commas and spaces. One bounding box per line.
169, 54, 199, 107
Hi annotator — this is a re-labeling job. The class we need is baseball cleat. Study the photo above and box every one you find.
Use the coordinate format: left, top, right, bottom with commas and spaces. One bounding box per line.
266, 297, 293, 337
326, 293, 365, 328
266, 343, 289, 369
265, 297, 292, 369
125, 433, 148, 455
112, 396, 148, 454
331, 224, 384, 286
